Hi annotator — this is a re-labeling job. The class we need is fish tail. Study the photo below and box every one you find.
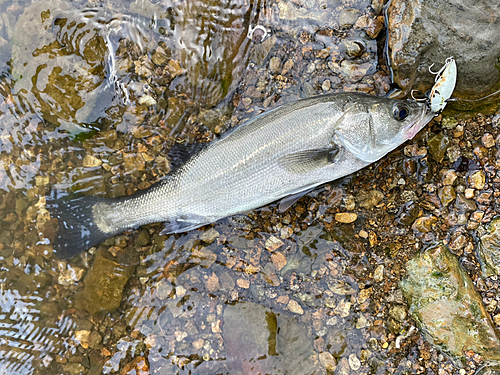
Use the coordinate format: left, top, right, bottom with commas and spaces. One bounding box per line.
46, 193, 115, 260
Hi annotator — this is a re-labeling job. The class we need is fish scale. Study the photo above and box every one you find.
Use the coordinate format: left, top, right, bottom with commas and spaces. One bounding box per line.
47, 92, 433, 259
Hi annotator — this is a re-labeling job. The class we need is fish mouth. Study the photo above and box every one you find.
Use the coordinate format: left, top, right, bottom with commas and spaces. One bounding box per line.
404, 107, 435, 140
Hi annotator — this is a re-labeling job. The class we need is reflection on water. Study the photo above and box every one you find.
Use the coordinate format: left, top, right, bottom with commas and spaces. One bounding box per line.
0, 284, 78, 374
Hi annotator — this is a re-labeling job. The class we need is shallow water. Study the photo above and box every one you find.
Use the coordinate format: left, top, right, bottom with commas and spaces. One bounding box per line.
1, 0, 499, 374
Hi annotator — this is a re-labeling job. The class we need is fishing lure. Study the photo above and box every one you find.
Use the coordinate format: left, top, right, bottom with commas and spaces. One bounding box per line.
428, 56, 457, 113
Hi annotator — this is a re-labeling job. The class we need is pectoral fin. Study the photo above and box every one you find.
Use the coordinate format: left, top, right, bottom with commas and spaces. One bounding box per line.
279, 146, 341, 174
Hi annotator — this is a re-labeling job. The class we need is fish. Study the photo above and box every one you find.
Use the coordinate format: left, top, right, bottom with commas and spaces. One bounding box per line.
47, 92, 434, 259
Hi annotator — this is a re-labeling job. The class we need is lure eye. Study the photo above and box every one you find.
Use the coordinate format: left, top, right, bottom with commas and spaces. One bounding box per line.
393, 103, 410, 121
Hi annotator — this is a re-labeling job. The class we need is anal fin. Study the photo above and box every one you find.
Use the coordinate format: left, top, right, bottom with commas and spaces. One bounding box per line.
160, 215, 209, 235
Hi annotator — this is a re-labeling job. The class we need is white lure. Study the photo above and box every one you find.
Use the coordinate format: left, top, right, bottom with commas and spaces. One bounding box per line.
428, 57, 457, 113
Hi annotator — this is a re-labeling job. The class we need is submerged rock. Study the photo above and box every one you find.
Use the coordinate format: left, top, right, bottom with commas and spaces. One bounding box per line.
11, 1, 111, 133
400, 243, 500, 364
223, 302, 322, 374
478, 217, 500, 277
385, 0, 500, 110
76, 248, 139, 314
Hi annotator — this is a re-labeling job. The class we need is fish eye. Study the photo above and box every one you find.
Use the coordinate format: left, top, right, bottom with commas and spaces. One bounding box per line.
393, 103, 410, 121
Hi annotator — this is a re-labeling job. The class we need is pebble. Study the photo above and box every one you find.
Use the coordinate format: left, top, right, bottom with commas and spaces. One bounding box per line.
412, 215, 438, 233
58, 265, 85, 286
322, 80, 331, 91
135, 230, 151, 246
441, 169, 457, 186
138, 94, 156, 106
389, 305, 407, 322
269, 57, 282, 73
287, 299, 304, 314
358, 190, 384, 209
271, 252, 287, 271
344, 195, 356, 210
336, 357, 350, 375
335, 212, 357, 223
359, 230, 368, 239
464, 188, 475, 199
206, 273, 220, 292
282, 59, 294, 75
74, 330, 90, 349
373, 265, 384, 282
441, 116, 458, 129
494, 314, 500, 326
237, 278, 250, 289
348, 354, 361, 371
83, 154, 102, 167
482, 133, 495, 148
89, 330, 102, 348
339, 8, 360, 28
193, 338, 204, 350
200, 228, 220, 243
174, 331, 188, 342
334, 299, 352, 318
468, 170, 486, 190
438, 186, 456, 207
265, 236, 284, 252
319, 352, 337, 372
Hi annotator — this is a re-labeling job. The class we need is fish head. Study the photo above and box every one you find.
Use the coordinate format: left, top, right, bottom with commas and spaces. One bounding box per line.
333, 97, 434, 163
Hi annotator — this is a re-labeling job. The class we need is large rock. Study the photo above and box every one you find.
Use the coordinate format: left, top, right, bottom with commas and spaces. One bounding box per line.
76, 247, 138, 314
400, 243, 500, 365
478, 217, 500, 277
11, 1, 111, 133
385, 0, 500, 109
223, 302, 322, 374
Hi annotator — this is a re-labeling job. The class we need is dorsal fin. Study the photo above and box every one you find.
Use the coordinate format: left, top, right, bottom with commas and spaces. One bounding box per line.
168, 141, 208, 171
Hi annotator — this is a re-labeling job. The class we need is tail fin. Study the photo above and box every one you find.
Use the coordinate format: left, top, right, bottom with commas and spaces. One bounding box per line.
46, 193, 114, 260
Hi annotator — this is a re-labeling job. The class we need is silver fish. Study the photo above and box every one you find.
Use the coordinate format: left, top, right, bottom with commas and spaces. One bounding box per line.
48, 92, 433, 259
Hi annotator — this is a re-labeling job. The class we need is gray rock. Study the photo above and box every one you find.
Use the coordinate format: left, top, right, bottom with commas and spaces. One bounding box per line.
385, 0, 500, 106
223, 302, 321, 374
400, 242, 500, 365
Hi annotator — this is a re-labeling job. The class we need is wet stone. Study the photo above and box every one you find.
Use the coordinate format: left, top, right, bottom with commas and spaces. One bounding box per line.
282, 59, 294, 75
468, 170, 486, 190
135, 229, 151, 246
200, 227, 220, 243
455, 193, 477, 212
76, 248, 138, 314
287, 300, 304, 315
483, 133, 496, 148
373, 265, 384, 282
339, 8, 360, 28
358, 190, 384, 209
223, 302, 320, 373
438, 185, 456, 207
265, 235, 284, 252
348, 353, 361, 371
400, 243, 500, 363
269, 57, 282, 74
478, 218, 500, 277
389, 305, 407, 322
319, 351, 336, 372
412, 215, 437, 233
441, 169, 457, 186
335, 212, 357, 223
428, 133, 450, 163
442, 117, 458, 129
